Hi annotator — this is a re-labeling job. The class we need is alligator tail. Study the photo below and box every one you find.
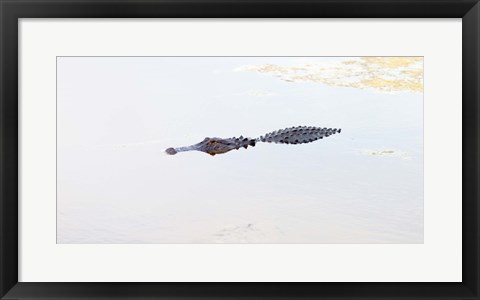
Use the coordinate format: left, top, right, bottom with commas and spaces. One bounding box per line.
257, 126, 341, 145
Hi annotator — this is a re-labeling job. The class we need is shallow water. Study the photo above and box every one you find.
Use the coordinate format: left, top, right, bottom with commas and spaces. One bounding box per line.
57, 57, 423, 243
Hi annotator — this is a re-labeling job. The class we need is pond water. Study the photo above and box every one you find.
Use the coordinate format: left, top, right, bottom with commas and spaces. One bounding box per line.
57, 57, 423, 243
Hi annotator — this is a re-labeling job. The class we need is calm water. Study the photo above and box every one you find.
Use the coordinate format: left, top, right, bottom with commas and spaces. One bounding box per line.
57, 57, 423, 243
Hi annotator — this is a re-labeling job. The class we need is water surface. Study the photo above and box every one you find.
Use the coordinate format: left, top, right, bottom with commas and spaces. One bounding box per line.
57, 57, 423, 243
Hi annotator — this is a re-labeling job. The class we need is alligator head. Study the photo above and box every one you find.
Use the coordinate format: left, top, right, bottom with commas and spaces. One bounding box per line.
166, 137, 256, 156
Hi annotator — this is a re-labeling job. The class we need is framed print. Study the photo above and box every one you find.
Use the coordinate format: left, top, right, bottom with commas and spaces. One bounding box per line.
1, 0, 479, 299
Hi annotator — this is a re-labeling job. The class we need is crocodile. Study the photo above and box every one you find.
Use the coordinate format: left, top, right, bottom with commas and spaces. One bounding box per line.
165, 126, 341, 156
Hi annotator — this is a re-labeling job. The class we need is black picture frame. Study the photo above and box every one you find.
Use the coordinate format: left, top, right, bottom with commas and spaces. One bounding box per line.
1, 0, 478, 299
